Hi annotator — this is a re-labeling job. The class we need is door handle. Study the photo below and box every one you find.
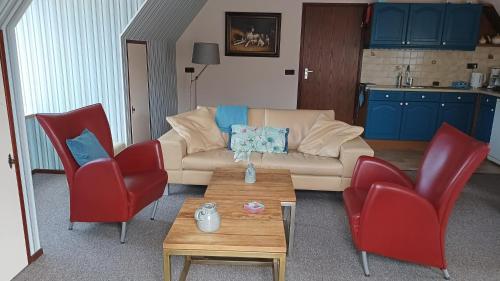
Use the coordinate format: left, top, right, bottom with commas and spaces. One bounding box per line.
8, 154, 16, 169
304, 68, 314, 80
131, 106, 136, 113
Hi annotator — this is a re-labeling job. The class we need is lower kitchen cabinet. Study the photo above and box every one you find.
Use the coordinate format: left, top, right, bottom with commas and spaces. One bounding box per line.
400, 102, 439, 140
365, 101, 403, 139
437, 102, 474, 134
475, 104, 496, 142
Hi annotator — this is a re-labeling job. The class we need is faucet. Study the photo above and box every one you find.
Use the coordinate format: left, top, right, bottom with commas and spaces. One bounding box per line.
404, 65, 413, 87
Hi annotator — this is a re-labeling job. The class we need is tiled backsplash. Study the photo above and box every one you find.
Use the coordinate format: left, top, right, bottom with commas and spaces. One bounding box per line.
360, 47, 500, 87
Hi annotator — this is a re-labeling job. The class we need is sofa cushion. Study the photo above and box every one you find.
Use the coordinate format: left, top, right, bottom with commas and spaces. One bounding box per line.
265, 109, 334, 149
298, 115, 364, 158
167, 107, 225, 154
261, 150, 343, 176
182, 149, 262, 171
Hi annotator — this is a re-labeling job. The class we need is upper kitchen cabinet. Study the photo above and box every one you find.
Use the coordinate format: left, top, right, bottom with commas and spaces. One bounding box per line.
441, 4, 482, 50
370, 3, 409, 47
368, 3, 482, 50
406, 4, 446, 47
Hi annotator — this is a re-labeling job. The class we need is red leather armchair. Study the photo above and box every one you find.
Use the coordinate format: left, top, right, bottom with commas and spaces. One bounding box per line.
343, 124, 489, 279
36, 104, 168, 243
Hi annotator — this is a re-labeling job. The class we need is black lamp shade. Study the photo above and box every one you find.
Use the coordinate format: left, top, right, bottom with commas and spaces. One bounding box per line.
192, 42, 220, 65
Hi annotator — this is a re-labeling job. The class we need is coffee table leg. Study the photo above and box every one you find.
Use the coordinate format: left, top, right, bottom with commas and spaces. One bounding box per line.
163, 251, 171, 281
179, 256, 191, 281
279, 254, 287, 281
273, 258, 279, 281
288, 204, 296, 256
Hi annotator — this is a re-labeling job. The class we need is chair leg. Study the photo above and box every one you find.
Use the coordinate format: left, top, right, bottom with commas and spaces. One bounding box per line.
120, 222, 127, 244
442, 269, 450, 280
68, 221, 74, 230
150, 200, 159, 220
361, 251, 370, 277
166, 183, 170, 196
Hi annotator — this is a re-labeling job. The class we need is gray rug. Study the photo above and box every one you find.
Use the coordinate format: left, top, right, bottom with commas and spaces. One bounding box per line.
14, 173, 500, 281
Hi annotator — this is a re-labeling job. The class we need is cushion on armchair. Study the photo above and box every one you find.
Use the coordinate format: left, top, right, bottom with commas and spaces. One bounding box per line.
66, 128, 110, 166
167, 107, 226, 154
298, 114, 364, 158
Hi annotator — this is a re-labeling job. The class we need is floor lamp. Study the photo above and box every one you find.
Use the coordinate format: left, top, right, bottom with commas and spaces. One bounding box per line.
190, 42, 220, 110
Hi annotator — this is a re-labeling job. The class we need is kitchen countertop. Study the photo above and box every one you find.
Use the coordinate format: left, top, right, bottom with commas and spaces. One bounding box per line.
366, 85, 500, 98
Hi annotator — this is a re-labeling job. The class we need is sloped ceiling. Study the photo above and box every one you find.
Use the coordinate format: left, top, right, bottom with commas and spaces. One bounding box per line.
122, 0, 207, 42
0, 0, 31, 28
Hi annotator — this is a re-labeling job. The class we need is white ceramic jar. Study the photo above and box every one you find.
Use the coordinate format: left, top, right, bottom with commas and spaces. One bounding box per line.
194, 202, 221, 232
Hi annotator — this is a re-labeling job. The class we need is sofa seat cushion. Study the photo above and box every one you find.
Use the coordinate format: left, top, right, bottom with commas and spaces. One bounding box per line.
261, 150, 343, 176
182, 149, 262, 171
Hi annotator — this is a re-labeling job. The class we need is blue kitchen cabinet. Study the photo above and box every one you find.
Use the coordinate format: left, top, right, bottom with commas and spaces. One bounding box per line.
370, 3, 409, 47
441, 4, 482, 50
475, 104, 496, 143
365, 101, 403, 139
437, 102, 475, 134
400, 101, 439, 140
406, 4, 446, 47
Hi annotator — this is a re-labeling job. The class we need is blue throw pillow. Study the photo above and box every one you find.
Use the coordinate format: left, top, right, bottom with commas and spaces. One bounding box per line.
66, 129, 110, 166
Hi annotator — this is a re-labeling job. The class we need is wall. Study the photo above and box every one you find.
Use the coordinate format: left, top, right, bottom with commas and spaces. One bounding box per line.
176, 0, 499, 113
15, 0, 144, 169
360, 46, 500, 86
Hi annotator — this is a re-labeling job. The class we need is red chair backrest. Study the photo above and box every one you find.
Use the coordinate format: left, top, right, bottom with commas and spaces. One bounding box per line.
415, 123, 489, 225
36, 104, 114, 187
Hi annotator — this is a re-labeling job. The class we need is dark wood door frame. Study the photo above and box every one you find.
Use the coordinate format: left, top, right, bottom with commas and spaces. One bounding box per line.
297, 3, 367, 124
0, 30, 43, 263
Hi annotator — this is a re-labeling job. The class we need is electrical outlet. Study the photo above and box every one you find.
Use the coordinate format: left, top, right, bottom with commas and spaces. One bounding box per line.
185, 67, 195, 73
467, 63, 478, 69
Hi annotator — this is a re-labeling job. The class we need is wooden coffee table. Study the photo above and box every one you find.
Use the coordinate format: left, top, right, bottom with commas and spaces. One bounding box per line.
163, 198, 287, 281
204, 168, 297, 255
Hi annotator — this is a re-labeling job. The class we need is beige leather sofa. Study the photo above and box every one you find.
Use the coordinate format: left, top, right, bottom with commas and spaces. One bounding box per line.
158, 108, 374, 191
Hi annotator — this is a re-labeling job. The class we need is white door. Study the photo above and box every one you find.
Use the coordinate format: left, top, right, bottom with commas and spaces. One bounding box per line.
127, 42, 151, 143
0, 60, 29, 279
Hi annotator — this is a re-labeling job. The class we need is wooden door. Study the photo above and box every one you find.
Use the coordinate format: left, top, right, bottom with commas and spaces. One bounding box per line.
0, 31, 29, 280
298, 4, 366, 124
127, 41, 151, 143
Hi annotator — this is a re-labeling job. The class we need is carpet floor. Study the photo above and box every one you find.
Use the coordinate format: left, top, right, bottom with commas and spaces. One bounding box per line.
13, 173, 500, 281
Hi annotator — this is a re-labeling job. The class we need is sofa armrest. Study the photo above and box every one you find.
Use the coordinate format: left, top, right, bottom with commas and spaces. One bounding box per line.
339, 137, 374, 177
158, 129, 187, 170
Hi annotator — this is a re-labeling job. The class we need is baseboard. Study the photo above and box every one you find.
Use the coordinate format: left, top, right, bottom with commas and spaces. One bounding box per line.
32, 169, 65, 175
366, 140, 428, 151
28, 248, 43, 264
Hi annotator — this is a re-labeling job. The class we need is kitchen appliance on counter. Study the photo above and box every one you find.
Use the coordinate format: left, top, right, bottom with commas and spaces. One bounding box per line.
470, 72, 485, 88
487, 67, 500, 90
488, 99, 500, 165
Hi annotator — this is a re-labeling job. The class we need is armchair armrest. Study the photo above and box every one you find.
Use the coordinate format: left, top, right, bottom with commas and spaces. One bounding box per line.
157, 130, 187, 170
351, 156, 414, 191
115, 140, 165, 175
340, 137, 374, 177
72, 158, 129, 222
359, 182, 441, 255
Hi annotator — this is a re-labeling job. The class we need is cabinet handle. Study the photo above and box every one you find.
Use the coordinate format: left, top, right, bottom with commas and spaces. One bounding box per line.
405, 102, 409, 106
407, 41, 410, 44
486, 99, 490, 102
457, 96, 461, 100
402, 41, 405, 45
491, 108, 495, 112
443, 42, 446, 45
385, 94, 389, 98
400, 102, 403, 106
441, 103, 445, 107
421, 95, 425, 99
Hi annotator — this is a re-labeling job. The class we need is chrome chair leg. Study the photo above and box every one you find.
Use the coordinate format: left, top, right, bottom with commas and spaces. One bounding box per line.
120, 222, 127, 244
442, 269, 450, 280
361, 251, 370, 276
68, 221, 74, 230
150, 200, 159, 220
165, 183, 170, 196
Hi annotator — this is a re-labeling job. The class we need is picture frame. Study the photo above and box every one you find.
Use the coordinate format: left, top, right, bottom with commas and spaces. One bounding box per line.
225, 12, 281, 57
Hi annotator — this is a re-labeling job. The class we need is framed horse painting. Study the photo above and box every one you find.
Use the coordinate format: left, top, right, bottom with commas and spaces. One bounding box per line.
225, 12, 281, 57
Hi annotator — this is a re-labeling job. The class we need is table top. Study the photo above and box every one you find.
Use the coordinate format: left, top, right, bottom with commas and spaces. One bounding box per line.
204, 168, 296, 203
163, 198, 286, 254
